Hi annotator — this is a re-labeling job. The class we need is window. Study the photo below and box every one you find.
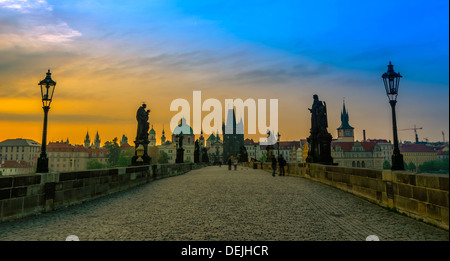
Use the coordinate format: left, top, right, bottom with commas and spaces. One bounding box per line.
352, 161, 355, 167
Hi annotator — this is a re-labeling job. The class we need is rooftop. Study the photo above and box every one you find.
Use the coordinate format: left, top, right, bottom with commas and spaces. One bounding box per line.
0, 138, 41, 147
400, 144, 436, 153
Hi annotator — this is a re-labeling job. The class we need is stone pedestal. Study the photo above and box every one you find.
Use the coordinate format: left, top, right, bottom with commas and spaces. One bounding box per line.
176, 148, 185, 163
132, 140, 151, 165
306, 132, 334, 165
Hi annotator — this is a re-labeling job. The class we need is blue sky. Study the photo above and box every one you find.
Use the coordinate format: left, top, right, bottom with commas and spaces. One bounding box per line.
0, 0, 448, 143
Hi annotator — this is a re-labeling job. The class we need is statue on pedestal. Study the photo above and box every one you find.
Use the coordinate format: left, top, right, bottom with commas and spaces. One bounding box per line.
132, 103, 151, 165
306, 94, 333, 165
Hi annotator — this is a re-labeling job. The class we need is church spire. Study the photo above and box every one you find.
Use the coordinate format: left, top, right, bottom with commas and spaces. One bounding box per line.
337, 99, 354, 142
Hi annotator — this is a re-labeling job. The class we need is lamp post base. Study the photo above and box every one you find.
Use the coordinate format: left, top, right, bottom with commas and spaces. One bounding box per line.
391, 153, 405, 171
36, 156, 49, 173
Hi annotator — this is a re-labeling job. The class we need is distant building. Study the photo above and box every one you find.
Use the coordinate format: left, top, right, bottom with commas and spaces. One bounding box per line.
0, 138, 41, 167
0, 160, 34, 175
84, 131, 91, 148
245, 139, 302, 163
336, 100, 354, 142
244, 138, 259, 161
158, 118, 195, 163
149, 125, 156, 147
47, 141, 108, 172
400, 144, 438, 167
84, 131, 101, 148
222, 108, 244, 162
331, 140, 393, 169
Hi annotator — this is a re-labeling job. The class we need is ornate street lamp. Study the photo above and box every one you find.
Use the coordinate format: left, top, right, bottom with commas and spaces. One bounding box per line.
36, 69, 56, 173
382, 61, 404, 170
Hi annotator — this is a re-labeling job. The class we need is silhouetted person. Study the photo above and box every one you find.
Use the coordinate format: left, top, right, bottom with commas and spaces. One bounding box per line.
279, 155, 286, 176
271, 155, 277, 177
228, 157, 232, 170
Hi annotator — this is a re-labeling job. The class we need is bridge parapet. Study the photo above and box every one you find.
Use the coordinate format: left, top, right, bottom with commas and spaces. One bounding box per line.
243, 161, 448, 230
0, 163, 206, 223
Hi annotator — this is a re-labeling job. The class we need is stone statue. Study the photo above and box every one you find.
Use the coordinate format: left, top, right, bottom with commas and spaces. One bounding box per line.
132, 103, 151, 165
194, 140, 200, 163
306, 94, 333, 165
136, 104, 150, 141
308, 94, 328, 135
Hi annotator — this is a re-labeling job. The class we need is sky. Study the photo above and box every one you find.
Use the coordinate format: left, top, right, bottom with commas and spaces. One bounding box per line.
0, 0, 448, 146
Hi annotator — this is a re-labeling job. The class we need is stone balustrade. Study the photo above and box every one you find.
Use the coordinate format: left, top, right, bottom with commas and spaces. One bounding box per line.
0, 163, 207, 223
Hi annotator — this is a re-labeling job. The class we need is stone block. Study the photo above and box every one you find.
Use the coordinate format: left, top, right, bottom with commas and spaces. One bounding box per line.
395, 196, 418, 212
0, 189, 11, 200
13, 175, 41, 187
59, 172, 77, 181
439, 177, 449, 191
441, 207, 449, 227
393, 172, 415, 185
2, 198, 24, 217
397, 184, 412, 198
382, 170, 392, 181
118, 167, 126, 175
23, 195, 42, 214
54, 182, 63, 191
0, 177, 13, 189
417, 202, 427, 215
40, 172, 59, 184
416, 175, 440, 189
412, 187, 428, 202
427, 190, 449, 207
62, 181, 73, 190
54, 191, 64, 204
426, 204, 442, 220
11, 187, 27, 198
367, 178, 379, 191
72, 179, 84, 188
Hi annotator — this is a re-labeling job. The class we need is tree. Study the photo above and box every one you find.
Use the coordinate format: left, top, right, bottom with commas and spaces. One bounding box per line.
259, 152, 267, 163
87, 159, 105, 169
158, 151, 169, 164
418, 159, 449, 173
407, 162, 416, 172
382, 160, 391, 170
116, 150, 133, 167
104, 137, 121, 167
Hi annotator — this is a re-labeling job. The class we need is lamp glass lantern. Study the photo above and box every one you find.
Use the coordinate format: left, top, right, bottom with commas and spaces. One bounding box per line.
382, 61, 402, 102
39, 69, 56, 108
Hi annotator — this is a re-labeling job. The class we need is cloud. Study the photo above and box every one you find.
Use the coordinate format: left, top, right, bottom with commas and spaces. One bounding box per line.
0, 0, 81, 50
0, 0, 52, 13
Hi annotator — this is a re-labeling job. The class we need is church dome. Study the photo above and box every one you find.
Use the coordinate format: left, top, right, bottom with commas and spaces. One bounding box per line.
173, 118, 193, 135
149, 125, 156, 134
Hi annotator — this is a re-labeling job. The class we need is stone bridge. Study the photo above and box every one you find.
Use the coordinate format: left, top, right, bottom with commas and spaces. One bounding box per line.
0, 163, 448, 241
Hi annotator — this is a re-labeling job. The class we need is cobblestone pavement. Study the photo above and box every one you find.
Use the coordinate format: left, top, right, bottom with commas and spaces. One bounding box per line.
0, 166, 448, 241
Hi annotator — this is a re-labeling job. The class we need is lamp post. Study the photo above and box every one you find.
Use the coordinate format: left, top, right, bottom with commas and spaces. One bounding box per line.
36, 69, 56, 173
382, 61, 404, 170
277, 132, 281, 156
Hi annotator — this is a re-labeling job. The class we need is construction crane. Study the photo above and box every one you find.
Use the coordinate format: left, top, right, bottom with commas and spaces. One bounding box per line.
398, 125, 423, 143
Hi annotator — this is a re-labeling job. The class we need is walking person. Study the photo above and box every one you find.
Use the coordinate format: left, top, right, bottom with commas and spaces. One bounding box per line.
228, 157, 232, 171
271, 155, 277, 177
233, 157, 238, 170
279, 155, 286, 176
